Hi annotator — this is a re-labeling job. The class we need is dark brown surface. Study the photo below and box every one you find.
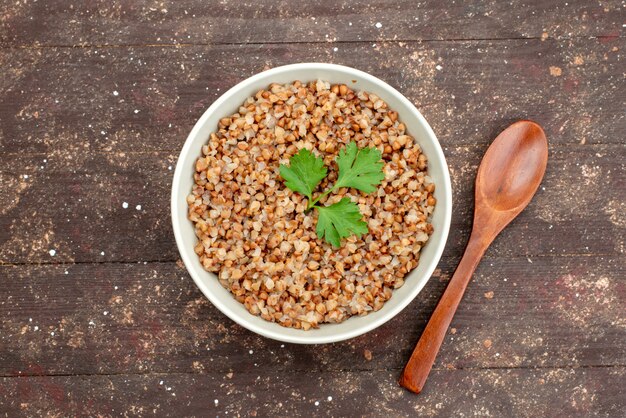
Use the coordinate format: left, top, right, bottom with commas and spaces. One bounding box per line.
1, 1, 624, 416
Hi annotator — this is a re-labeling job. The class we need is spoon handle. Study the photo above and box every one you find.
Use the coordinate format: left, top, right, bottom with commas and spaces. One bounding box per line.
399, 235, 488, 394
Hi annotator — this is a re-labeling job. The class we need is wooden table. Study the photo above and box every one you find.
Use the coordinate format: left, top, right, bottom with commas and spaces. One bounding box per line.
1, 1, 624, 416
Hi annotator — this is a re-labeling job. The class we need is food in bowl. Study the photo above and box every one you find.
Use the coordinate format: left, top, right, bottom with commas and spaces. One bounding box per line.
187, 79, 436, 330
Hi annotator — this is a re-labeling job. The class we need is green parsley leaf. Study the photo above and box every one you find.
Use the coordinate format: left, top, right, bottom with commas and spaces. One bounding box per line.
279, 148, 327, 199
279, 142, 386, 247
316, 198, 369, 248
335, 141, 385, 193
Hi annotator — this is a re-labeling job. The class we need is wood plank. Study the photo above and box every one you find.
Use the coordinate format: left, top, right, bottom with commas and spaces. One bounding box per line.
1, 38, 623, 158
1, 144, 623, 264
0, 368, 624, 416
0, 256, 623, 376
0, 0, 622, 47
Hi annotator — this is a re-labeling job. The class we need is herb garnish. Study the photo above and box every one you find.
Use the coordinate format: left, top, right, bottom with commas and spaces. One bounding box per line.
279, 142, 385, 247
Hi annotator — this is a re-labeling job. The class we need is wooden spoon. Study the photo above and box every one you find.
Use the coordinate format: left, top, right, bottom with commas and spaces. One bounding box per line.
399, 120, 548, 394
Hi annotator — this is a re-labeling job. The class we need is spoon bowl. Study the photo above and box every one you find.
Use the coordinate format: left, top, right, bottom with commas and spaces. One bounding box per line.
478, 121, 548, 213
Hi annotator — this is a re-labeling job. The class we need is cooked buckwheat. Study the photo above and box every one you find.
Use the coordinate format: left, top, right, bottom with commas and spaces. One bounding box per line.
188, 80, 436, 330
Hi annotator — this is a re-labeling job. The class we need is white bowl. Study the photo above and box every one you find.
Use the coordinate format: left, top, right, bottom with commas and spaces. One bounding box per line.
172, 63, 452, 344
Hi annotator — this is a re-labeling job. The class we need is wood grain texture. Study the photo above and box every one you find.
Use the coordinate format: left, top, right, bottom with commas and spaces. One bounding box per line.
1, 368, 624, 417
1, 145, 623, 264
0, 0, 624, 414
0, 256, 623, 377
1, 38, 624, 157
0, 0, 623, 47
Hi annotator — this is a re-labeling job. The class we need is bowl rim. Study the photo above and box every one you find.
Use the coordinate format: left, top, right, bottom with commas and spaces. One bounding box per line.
171, 62, 452, 344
